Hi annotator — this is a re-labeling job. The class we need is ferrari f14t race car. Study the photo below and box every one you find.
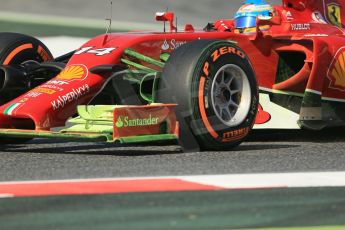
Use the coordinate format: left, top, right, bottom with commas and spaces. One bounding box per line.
0, 0, 344, 151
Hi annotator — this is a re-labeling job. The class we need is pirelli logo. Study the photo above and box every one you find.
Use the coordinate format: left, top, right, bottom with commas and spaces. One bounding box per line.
222, 127, 249, 142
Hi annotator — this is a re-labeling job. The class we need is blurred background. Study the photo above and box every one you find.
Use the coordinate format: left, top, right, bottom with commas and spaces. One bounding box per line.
0, 0, 282, 36
0, 0, 281, 56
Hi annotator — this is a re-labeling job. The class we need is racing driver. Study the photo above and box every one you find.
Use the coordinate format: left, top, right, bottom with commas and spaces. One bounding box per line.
214, 0, 276, 33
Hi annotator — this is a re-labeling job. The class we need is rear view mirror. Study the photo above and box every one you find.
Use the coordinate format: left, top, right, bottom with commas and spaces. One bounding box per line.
155, 12, 177, 32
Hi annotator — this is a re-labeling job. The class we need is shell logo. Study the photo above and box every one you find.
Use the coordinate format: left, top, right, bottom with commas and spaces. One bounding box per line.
56, 64, 88, 81
328, 48, 345, 91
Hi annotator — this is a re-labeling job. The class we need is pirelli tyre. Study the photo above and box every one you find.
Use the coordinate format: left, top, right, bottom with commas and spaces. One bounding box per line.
0, 33, 53, 104
157, 40, 258, 151
0, 33, 53, 143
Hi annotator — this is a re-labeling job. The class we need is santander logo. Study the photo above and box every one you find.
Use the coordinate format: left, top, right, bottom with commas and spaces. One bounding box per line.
161, 39, 187, 51
161, 39, 170, 51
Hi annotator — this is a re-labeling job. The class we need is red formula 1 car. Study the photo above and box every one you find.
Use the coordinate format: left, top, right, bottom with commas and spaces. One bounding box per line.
0, 0, 344, 151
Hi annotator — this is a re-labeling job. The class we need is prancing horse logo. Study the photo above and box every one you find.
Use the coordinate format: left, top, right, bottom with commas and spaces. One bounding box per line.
327, 3, 342, 27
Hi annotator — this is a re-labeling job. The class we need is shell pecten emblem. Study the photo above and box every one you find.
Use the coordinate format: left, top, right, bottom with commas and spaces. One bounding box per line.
56, 64, 88, 81
328, 48, 345, 91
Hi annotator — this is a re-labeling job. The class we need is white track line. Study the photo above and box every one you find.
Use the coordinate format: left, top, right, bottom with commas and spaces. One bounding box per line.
0, 194, 14, 198
182, 172, 345, 189
40, 37, 88, 57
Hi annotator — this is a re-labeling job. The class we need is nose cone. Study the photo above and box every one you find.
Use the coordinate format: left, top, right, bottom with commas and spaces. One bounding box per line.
0, 65, 98, 130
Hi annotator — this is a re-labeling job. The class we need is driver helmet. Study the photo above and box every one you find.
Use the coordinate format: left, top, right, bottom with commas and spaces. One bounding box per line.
234, 0, 273, 30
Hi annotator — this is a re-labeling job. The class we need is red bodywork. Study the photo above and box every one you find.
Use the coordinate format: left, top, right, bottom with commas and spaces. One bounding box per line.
1, 0, 345, 131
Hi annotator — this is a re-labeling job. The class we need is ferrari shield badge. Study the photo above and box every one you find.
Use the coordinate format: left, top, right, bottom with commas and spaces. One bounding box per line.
327, 3, 342, 27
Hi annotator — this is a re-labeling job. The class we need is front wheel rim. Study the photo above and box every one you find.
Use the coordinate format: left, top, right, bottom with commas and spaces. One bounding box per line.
210, 64, 251, 127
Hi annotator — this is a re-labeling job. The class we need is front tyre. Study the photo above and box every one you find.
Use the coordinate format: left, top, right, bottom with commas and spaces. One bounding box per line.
0, 32, 53, 105
157, 40, 258, 151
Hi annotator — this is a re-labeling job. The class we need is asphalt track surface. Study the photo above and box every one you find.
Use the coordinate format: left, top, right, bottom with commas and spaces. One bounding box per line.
1, 129, 345, 229
0, 128, 344, 182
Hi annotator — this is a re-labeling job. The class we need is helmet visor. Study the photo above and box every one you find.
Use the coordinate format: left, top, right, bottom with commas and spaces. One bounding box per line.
234, 16, 257, 28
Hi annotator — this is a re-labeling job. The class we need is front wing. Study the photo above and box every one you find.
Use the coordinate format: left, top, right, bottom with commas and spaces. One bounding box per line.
0, 104, 179, 144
